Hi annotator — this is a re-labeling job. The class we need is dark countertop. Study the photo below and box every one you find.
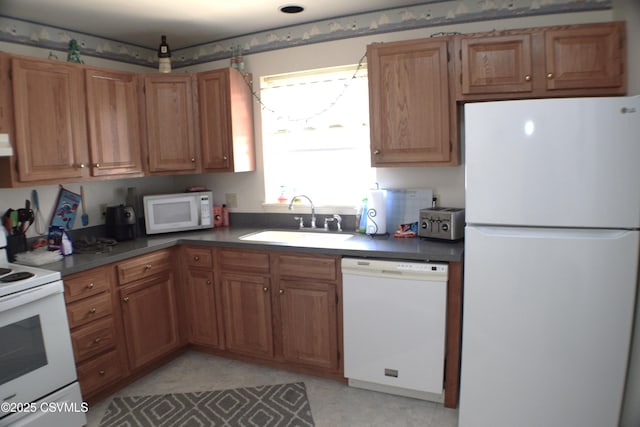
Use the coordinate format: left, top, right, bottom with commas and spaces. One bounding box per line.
38, 227, 465, 276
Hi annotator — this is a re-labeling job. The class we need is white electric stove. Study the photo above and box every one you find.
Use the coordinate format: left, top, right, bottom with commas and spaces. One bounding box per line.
0, 232, 86, 426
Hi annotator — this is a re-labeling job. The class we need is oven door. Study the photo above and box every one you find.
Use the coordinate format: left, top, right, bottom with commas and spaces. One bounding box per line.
0, 281, 77, 414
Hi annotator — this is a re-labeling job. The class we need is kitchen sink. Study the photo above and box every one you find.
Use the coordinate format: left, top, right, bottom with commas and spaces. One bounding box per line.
238, 230, 354, 244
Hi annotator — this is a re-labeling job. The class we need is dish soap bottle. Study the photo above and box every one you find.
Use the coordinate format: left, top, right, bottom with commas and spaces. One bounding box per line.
358, 198, 368, 233
158, 35, 171, 73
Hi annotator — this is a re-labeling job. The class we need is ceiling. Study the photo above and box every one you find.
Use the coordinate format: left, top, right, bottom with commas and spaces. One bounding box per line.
1, 0, 427, 50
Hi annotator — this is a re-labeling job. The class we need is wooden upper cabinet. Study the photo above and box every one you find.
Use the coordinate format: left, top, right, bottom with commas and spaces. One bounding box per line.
455, 21, 626, 100
544, 23, 625, 91
459, 34, 533, 95
85, 68, 143, 177
197, 68, 255, 173
11, 57, 89, 182
142, 74, 199, 174
368, 38, 455, 166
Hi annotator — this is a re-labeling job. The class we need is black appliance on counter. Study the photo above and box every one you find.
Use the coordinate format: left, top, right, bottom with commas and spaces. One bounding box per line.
105, 205, 137, 241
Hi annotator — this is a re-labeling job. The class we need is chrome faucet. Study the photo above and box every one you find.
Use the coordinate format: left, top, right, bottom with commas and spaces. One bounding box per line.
289, 195, 316, 228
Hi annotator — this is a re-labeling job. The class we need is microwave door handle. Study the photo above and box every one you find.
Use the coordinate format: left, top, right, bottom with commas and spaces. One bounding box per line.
0, 282, 62, 312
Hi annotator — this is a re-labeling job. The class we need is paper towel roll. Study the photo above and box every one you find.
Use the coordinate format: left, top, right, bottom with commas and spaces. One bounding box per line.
366, 189, 387, 235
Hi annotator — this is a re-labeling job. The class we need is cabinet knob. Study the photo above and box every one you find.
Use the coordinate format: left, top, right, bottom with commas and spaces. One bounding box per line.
123, 297, 129, 302
223, 155, 228, 160
193, 256, 200, 261
94, 337, 101, 344
89, 307, 97, 314
373, 149, 380, 155
99, 370, 105, 376
546, 72, 554, 79
191, 158, 196, 163
87, 282, 94, 289
524, 74, 531, 81
263, 287, 269, 292
279, 289, 285, 295
144, 264, 152, 270
75, 163, 86, 169
206, 280, 212, 285
94, 163, 100, 168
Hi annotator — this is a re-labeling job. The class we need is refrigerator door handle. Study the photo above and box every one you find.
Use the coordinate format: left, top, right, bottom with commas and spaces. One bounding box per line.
469, 225, 635, 240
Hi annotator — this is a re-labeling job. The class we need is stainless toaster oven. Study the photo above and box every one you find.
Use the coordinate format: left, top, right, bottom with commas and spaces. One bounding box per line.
419, 208, 465, 240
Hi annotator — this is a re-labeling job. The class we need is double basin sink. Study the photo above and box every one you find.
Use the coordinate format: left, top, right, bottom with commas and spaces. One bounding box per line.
239, 229, 354, 245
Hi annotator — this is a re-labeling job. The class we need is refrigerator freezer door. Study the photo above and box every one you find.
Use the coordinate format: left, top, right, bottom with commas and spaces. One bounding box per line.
465, 96, 640, 228
459, 226, 639, 427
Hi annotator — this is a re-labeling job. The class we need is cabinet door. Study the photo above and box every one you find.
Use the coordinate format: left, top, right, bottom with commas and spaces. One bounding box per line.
278, 279, 339, 370
459, 34, 533, 95
85, 68, 143, 177
12, 57, 88, 182
143, 74, 198, 173
221, 272, 273, 358
198, 68, 255, 173
120, 274, 179, 370
368, 39, 452, 166
544, 24, 624, 91
186, 268, 221, 348
198, 69, 232, 171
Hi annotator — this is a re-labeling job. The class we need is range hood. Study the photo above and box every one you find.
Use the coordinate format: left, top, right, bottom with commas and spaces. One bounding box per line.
0, 134, 13, 156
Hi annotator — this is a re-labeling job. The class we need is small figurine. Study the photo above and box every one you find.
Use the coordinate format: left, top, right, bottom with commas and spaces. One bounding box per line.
67, 39, 83, 63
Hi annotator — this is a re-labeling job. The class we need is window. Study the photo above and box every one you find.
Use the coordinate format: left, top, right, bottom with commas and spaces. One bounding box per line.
260, 64, 373, 207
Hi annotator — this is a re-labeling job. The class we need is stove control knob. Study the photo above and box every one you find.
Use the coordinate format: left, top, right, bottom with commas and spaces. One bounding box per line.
441, 222, 449, 231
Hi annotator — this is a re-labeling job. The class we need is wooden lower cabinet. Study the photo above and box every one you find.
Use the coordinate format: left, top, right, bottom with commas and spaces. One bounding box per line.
221, 271, 274, 358
64, 265, 128, 400
120, 273, 180, 370
278, 279, 339, 370
186, 268, 222, 347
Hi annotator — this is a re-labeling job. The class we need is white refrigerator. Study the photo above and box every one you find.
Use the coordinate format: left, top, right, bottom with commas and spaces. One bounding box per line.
459, 96, 640, 427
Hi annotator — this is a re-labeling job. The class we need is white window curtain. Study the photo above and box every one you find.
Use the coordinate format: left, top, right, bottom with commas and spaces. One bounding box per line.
260, 64, 373, 207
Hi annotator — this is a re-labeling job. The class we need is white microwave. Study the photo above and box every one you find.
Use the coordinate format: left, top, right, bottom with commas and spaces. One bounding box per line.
143, 191, 213, 235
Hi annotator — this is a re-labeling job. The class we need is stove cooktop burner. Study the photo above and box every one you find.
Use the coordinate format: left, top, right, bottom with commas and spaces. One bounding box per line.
0, 267, 11, 276
0, 271, 36, 282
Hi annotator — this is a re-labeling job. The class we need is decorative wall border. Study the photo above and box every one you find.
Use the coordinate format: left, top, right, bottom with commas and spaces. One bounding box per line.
0, 0, 611, 69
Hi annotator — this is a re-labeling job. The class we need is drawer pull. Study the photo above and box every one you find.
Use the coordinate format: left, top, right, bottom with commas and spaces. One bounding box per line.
263, 287, 268, 292
89, 307, 97, 314
193, 256, 200, 261
123, 297, 130, 302
144, 264, 152, 270
94, 337, 102, 344
87, 282, 94, 289
94, 163, 100, 168
524, 74, 531, 81
547, 72, 554, 79
279, 289, 285, 295
206, 280, 212, 285
99, 370, 105, 376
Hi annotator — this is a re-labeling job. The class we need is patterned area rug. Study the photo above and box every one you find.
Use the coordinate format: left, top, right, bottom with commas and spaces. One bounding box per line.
99, 382, 314, 427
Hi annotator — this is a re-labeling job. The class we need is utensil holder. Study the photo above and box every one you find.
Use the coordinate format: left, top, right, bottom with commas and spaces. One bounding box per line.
7, 234, 27, 262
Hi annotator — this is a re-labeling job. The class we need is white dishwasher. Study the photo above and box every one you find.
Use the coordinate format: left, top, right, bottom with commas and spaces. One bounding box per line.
342, 258, 448, 402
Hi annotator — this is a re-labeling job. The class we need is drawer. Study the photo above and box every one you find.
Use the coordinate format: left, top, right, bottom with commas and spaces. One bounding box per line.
117, 249, 172, 285
219, 249, 270, 274
184, 246, 213, 268
66, 291, 112, 329
64, 266, 112, 303
71, 317, 116, 363
278, 254, 338, 281
77, 349, 123, 397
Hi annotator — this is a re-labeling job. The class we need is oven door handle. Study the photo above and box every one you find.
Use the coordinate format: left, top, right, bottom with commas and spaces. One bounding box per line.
0, 281, 62, 313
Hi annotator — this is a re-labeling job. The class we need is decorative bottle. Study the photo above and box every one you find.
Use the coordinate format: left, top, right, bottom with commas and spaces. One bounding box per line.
158, 35, 171, 73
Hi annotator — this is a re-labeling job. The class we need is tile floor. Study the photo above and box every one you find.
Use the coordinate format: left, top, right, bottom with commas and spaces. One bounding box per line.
86, 351, 458, 427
